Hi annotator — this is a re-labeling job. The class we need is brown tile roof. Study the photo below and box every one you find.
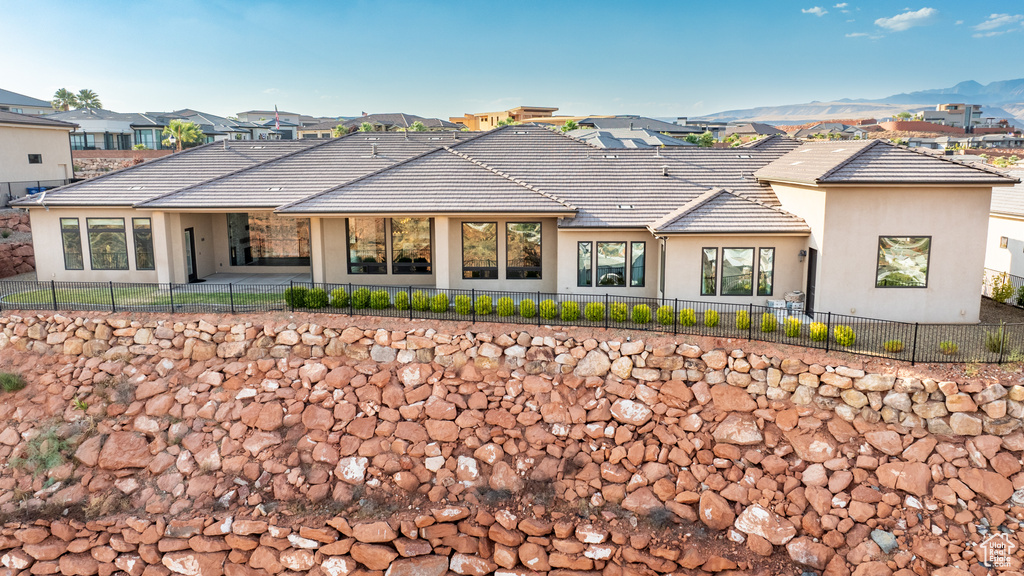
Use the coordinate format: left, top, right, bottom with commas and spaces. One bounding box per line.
647, 189, 810, 234
0, 110, 77, 128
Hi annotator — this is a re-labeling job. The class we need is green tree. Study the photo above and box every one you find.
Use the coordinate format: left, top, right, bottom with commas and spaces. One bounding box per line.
75, 89, 101, 109
496, 117, 520, 127
359, 122, 375, 132
331, 123, 348, 138
685, 131, 715, 147
162, 119, 204, 152
895, 111, 912, 120
409, 121, 428, 132
51, 88, 78, 111
560, 119, 579, 132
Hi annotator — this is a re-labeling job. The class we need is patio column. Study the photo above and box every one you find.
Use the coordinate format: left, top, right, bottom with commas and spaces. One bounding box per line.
151, 211, 172, 284
434, 217, 450, 289
309, 217, 325, 283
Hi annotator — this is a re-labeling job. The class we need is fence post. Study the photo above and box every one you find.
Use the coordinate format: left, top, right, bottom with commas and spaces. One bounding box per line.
50, 280, 58, 311
604, 294, 609, 330
999, 326, 1006, 364
537, 291, 541, 327
229, 283, 235, 315
673, 298, 678, 335
825, 312, 832, 353
169, 283, 175, 313
409, 286, 413, 320
911, 323, 919, 365
472, 289, 476, 325
348, 283, 353, 317
747, 303, 753, 341
109, 281, 116, 313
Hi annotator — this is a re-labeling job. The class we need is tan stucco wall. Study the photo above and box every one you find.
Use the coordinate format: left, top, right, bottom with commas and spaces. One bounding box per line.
556, 229, 659, 298
164, 213, 216, 283
208, 213, 311, 276
769, 183, 826, 252
320, 217, 437, 287
446, 218, 557, 292
0, 125, 72, 185
28, 207, 158, 283
661, 235, 807, 305
986, 214, 1024, 278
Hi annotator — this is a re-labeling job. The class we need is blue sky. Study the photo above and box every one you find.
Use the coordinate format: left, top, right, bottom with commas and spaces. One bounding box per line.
2, 0, 1023, 119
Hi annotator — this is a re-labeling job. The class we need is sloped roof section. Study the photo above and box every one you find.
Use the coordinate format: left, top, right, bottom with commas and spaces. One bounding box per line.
648, 189, 810, 234
992, 170, 1024, 218
0, 88, 50, 108
0, 110, 77, 128
278, 146, 575, 215
755, 139, 1017, 185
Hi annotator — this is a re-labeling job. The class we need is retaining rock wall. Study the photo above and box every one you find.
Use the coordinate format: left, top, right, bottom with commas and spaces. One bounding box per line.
0, 311, 1021, 576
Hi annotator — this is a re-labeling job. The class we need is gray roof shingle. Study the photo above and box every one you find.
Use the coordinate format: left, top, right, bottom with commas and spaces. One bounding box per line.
0, 88, 51, 108
648, 189, 810, 234
0, 110, 77, 128
992, 170, 1024, 218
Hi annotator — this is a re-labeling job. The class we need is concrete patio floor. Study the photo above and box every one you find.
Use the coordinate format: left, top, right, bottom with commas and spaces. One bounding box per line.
198, 272, 311, 286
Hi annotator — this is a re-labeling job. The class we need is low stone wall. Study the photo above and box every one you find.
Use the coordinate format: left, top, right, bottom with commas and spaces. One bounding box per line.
0, 242, 34, 278
0, 311, 1021, 576
72, 150, 173, 159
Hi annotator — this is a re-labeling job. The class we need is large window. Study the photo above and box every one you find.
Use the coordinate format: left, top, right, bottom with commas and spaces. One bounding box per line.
721, 248, 754, 296
69, 134, 96, 150
757, 248, 775, 296
596, 242, 626, 287
87, 218, 128, 270
876, 236, 930, 287
577, 242, 592, 287
630, 242, 646, 287
133, 218, 154, 270
346, 218, 386, 274
701, 248, 717, 295
506, 223, 542, 279
391, 218, 431, 274
227, 212, 310, 267
462, 222, 497, 279
60, 218, 83, 270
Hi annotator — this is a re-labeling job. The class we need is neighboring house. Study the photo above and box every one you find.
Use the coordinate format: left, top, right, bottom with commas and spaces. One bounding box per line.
564, 127, 693, 148
0, 111, 77, 203
577, 116, 703, 138
907, 134, 1024, 150
298, 120, 344, 139
451, 106, 559, 131
987, 170, 1024, 278
235, 110, 302, 139
723, 123, 785, 138
45, 109, 138, 150
0, 88, 53, 115
45, 108, 273, 150
340, 113, 461, 133
15, 127, 1016, 324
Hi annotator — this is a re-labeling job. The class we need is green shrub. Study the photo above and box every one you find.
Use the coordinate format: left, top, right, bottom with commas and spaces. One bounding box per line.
369, 289, 390, 310
539, 299, 558, 320
10, 427, 69, 474
519, 298, 537, 318
455, 295, 473, 315
584, 302, 605, 322
412, 290, 431, 311
784, 317, 801, 338
305, 288, 328, 309
1016, 286, 1024, 307
809, 322, 827, 342
833, 325, 856, 347
703, 309, 719, 327
985, 322, 1006, 353
0, 372, 25, 392
475, 295, 493, 316
330, 287, 349, 308
560, 301, 581, 322
736, 310, 750, 330
940, 340, 959, 355
992, 273, 1014, 303
883, 339, 904, 353
679, 308, 696, 327
352, 287, 371, 309
284, 286, 308, 308
430, 293, 449, 313
394, 291, 410, 311
760, 313, 777, 333
632, 304, 651, 324
610, 302, 628, 322
656, 305, 675, 326
496, 297, 515, 317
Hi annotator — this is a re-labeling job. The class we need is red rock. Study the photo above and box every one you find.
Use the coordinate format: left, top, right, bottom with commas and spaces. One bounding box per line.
875, 462, 931, 496
747, 534, 773, 557
518, 542, 550, 572
301, 405, 334, 431
254, 403, 283, 431
787, 537, 834, 570
864, 431, 903, 456
58, 553, 99, 576
384, 555, 448, 576
247, 547, 281, 573
734, 504, 797, 545
449, 553, 497, 576
424, 420, 459, 442
710, 384, 757, 412
15, 527, 49, 545
352, 522, 397, 543
621, 487, 662, 515
97, 432, 153, 470
24, 538, 69, 561
702, 555, 738, 571
913, 539, 949, 567
610, 399, 653, 426
278, 549, 313, 572
712, 413, 763, 445
852, 562, 892, 576
350, 543, 398, 570
699, 491, 735, 531
958, 468, 1014, 504
162, 552, 227, 576
489, 461, 524, 492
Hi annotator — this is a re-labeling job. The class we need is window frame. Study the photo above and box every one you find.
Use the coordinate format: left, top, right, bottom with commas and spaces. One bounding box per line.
390, 217, 433, 275
757, 247, 775, 296
27, 154, 42, 164
461, 222, 498, 280
577, 241, 593, 287
132, 217, 155, 271
720, 247, 755, 296
595, 241, 627, 287
700, 247, 717, 296
345, 217, 387, 275
60, 218, 84, 271
630, 241, 646, 287
505, 222, 542, 280
875, 235, 931, 289
86, 217, 129, 271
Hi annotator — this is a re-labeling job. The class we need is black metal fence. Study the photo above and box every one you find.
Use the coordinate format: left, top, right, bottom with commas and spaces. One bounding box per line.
1, 280, 1022, 365
0, 179, 74, 207
985, 268, 1024, 308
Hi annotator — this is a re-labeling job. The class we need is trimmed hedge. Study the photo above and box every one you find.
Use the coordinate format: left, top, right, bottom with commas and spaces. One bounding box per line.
656, 305, 674, 326
305, 288, 329, 309
539, 299, 558, 320
584, 302, 605, 322
496, 297, 515, 317
330, 287, 349, 308
284, 286, 308, 308
561, 301, 580, 322
519, 299, 537, 318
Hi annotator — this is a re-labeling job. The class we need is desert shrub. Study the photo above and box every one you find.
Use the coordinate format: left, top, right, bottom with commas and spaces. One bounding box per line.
330, 287, 349, 308
284, 286, 308, 308
1016, 286, 1024, 307
809, 322, 827, 342
883, 339, 904, 353
539, 299, 558, 320
11, 426, 69, 474
760, 313, 777, 333
656, 305, 675, 326
454, 295, 473, 315
430, 293, 449, 313
412, 290, 431, 311
833, 325, 856, 347
992, 273, 1014, 303
519, 298, 536, 318
0, 372, 25, 393
736, 310, 750, 330
679, 308, 696, 327
985, 323, 1006, 353
561, 301, 581, 322
632, 304, 651, 324
351, 288, 371, 309
369, 289, 390, 310
609, 302, 628, 322
584, 302, 605, 322
304, 288, 328, 308
496, 297, 515, 317
394, 291, 410, 311
939, 340, 959, 355
703, 309, 719, 327
475, 295, 493, 315
784, 317, 801, 338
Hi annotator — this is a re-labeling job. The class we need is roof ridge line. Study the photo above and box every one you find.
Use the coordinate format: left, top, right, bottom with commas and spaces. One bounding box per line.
443, 147, 578, 211
890, 142, 1019, 180
647, 188, 726, 231
815, 139, 884, 182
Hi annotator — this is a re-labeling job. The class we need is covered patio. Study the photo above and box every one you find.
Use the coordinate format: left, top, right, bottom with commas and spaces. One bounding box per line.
198, 272, 311, 286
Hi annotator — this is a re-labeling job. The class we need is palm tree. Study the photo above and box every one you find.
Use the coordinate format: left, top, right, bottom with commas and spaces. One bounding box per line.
359, 122, 375, 132
51, 88, 79, 111
162, 120, 204, 152
331, 123, 348, 138
560, 120, 579, 132
409, 121, 428, 132
76, 89, 102, 109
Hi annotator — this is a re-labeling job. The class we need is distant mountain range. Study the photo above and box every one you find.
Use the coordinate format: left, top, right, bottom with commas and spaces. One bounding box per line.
696, 78, 1024, 126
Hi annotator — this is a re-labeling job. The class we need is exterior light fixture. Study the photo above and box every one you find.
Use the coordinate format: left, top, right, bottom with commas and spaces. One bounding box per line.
799, 250, 807, 262
1000, 236, 1008, 249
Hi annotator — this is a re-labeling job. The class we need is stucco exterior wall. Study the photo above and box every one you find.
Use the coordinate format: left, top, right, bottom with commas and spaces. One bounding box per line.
0, 125, 72, 183
818, 186, 991, 323
446, 217, 557, 292
555, 229, 659, 298
320, 217, 437, 287
28, 207, 158, 283
986, 214, 1024, 278
208, 213, 311, 276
